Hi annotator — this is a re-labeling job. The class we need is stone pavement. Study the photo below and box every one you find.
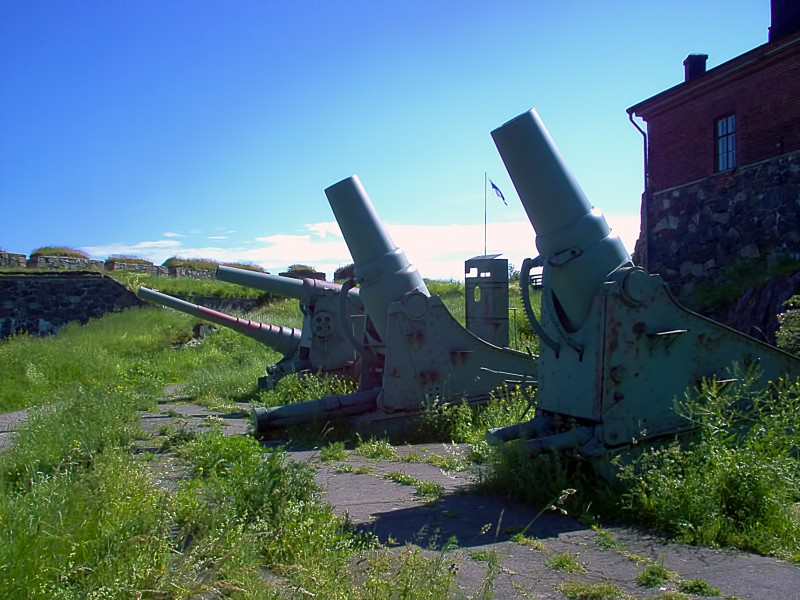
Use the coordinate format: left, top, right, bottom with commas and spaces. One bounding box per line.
137, 400, 800, 600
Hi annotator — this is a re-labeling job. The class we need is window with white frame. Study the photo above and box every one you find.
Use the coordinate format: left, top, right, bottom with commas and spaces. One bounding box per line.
716, 114, 736, 171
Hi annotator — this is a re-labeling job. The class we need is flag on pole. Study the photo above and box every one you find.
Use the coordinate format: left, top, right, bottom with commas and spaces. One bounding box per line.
489, 179, 507, 205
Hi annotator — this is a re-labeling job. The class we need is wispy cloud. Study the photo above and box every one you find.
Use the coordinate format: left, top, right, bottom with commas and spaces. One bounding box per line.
207, 236, 228, 240
162, 232, 185, 238
83, 239, 183, 261
82, 215, 640, 280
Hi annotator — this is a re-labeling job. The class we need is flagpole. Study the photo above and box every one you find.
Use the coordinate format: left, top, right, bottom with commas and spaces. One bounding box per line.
484, 172, 487, 256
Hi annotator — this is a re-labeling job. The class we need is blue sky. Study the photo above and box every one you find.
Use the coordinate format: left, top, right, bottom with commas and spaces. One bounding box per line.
1, 1, 771, 279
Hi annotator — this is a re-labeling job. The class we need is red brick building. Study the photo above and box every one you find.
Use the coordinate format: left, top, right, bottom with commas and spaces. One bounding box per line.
627, 0, 800, 301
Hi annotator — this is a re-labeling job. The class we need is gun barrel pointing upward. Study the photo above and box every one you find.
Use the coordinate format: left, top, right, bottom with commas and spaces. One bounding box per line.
136, 286, 302, 356
491, 109, 630, 331
324, 175, 429, 340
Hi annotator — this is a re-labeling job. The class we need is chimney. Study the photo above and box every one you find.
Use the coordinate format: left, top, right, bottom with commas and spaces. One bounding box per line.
769, 0, 800, 41
683, 54, 708, 82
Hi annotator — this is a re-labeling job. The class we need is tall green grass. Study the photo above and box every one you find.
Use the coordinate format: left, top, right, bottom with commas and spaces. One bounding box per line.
0, 306, 472, 597
109, 269, 275, 300
0, 306, 284, 413
619, 369, 800, 560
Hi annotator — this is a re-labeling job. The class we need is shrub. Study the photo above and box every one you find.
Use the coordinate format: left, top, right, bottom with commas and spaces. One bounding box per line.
161, 256, 219, 271
105, 254, 153, 265
619, 368, 800, 560
776, 295, 800, 355
29, 245, 88, 258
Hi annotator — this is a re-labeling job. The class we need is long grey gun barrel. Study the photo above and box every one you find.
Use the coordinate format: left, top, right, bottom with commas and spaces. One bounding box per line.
137, 286, 301, 356
491, 109, 630, 331
216, 266, 362, 307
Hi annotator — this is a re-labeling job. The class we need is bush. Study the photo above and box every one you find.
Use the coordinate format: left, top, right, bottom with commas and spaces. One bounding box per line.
105, 254, 153, 265
619, 368, 800, 560
776, 295, 800, 355
29, 245, 88, 258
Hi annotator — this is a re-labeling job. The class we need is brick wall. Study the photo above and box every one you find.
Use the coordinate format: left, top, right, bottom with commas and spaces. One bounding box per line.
646, 47, 800, 191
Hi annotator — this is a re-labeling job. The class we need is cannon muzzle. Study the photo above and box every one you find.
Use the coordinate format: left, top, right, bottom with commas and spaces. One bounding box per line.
215, 266, 363, 308
491, 109, 630, 331
324, 175, 429, 339
137, 286, 301, 356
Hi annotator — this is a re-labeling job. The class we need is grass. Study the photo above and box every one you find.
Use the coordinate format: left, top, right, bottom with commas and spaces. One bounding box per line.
618, 368, 800, 561
110, 269, 279, 300
355, 437, 398, 460
320, 440, 348, 462
510, 533, 547, 550
0, 306, 283, 414
690, 255, 800, 311
676, 579, 721, 596
384, 470, 445, 501
556, 581, 624, 599
29, 245, 89, 258
636, 561, 676, 587
545, 551, 586, 573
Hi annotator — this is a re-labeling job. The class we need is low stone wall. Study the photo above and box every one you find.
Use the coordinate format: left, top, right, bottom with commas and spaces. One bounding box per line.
26, 255, 105, 270
0, 251, 26, 268
167, 266, 214, 279
105, 261, 168, 276
642, 149, 800, 300
0, 271, 144, 338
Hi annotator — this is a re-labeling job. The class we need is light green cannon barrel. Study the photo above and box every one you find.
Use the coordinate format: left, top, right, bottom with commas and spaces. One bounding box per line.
491, 109, 630, 331
137, 286, 301, 356
324, 175, 429, 339
215, 265, 363, 309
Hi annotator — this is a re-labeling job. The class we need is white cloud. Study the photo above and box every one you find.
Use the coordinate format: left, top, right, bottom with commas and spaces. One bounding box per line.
207, 236, 228, 240
305, 222, 342, 238
83, 239, 183, 262
82, 214, 641, 280
162, 231, 185, 238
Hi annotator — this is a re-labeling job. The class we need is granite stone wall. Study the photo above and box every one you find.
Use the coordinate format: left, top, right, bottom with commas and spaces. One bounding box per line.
635, 149, 800, 343
26, 255, 105, 270
0, 271, 144, 338
639, 149, 800, 299
105, 260, 168, 276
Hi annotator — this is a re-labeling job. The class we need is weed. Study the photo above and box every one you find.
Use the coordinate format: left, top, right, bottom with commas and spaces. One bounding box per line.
334, 463, 372, 475
469, 548, 501, 566
545, 551, 586, 573
677, 578, 721, 596
556, 580, 624, 599
592, 524, 625, 548
320, 440, 348, 462
384, 470, 417, 485
510, 533, 547, 550
384, 471, 445, 501
427, 446, 471, 472
619, 369, 800, 560
414, 480, 445, 501
776, 295, 800, 355
618, 550, 652, 564
355, 437, 398, 460
257, 371, 357, 408
636, 560, 676, 587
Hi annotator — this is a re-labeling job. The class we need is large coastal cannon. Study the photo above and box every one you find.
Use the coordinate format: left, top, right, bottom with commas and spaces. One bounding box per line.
136, 286, 309, 387
137, 286, 301, 355
213, 267, 365, 388
252, 175, 538, 433
487, 109, 800, 465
